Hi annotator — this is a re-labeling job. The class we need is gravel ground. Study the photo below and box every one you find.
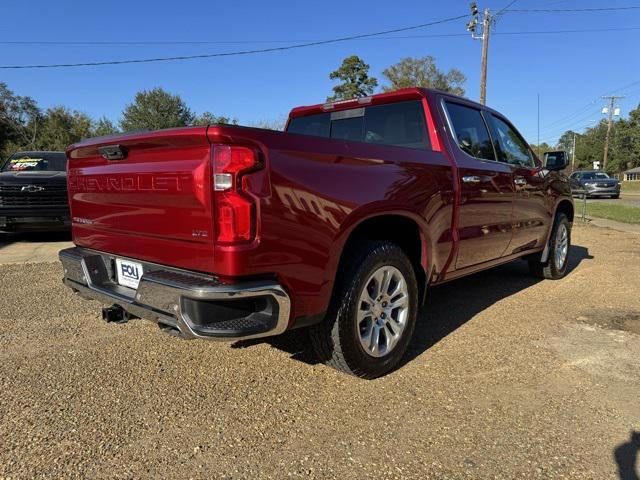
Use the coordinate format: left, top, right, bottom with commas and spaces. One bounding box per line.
0, 223, 639, 479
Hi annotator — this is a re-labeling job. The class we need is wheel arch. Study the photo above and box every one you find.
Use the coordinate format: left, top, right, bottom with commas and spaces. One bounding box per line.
328, 212, 431, 307
555, 198, 574, 223
540, 198, 574, 263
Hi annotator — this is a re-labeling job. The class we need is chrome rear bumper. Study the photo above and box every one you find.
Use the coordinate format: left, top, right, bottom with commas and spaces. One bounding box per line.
59, 247, 291, 341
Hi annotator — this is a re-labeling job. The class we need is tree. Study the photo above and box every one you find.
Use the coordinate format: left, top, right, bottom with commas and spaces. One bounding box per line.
556, 130, 576, 154
328, 55, 378, 102
529, 142, 554, 160
611, 104, 640, 173
191, 111, 237, 126
33, 107, 93, 151
120, 87, 194, 132
0, 82, 40, 157
92, 117, 119, 137
249, 116, 287, 131
382, 56, 466, 96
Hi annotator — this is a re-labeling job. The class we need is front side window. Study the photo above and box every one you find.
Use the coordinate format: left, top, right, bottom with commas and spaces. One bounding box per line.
489, 115, 534, 167
286, 100, 430, 150
444, 102, 495, 161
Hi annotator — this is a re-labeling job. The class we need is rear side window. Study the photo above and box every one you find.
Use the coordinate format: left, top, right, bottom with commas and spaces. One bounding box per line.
444, 102, 495, 161
364, 101, 429, 149
286, 100, 430, 150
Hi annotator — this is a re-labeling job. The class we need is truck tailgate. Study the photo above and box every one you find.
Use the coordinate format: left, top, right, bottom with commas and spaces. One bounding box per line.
67, 127, 216, 272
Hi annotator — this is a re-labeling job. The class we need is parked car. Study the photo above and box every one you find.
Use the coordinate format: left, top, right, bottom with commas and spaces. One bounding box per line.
0, 151, 70, 232
59, 88, 573, 378
569, 170, 620, 198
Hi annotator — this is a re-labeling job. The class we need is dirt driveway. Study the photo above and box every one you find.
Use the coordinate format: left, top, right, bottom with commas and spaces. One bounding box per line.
0, 224, 638, 479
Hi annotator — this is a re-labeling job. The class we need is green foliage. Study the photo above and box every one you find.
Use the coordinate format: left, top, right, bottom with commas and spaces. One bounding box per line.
1, 82, 239, 158
0, 82, 40, 158
120, 87, 195, 132
92, 117, 119, 137
622, 181, 640, 192
32, 107, 94, 151
191, 111, 238, 126
382, 56, 466, 96
328, 55, 378, 102
556, 130, 575, 153
557, 104, 640, 174
586, 202, 640, 224
529, 142, 553, 160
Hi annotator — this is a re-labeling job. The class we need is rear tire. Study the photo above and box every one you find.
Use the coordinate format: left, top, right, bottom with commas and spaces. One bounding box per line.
528, 213, 571, 280
310, 241, 418, 379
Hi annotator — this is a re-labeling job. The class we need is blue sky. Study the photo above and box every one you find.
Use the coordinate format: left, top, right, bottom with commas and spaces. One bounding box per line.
1, 0, 639, 145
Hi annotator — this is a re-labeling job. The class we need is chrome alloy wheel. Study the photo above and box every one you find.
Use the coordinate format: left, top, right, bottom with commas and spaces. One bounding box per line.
357, 265, 410, 358
555, 223, 569, 269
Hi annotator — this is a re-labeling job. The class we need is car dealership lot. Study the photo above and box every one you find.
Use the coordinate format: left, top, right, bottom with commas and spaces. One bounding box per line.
0, 224, 639, 479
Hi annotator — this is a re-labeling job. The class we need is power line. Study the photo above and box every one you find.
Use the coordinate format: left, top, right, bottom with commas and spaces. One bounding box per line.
0, 14, 467, 70
532, 108, 602, 137
6, 25, 639, 46
527, 104, 601, 134
605, 78, 640, 96
505, 5, 640, 12
524, 77, 640, 137
495, 0, 520, 19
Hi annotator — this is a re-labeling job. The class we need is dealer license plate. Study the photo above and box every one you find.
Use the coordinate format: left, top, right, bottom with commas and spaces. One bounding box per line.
115, 258, 143, 289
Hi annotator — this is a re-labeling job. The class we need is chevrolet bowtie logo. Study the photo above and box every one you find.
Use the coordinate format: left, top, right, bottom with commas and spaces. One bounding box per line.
21, 185, 45, 193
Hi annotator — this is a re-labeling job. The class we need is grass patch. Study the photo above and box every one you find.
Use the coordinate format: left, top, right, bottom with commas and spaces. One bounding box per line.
586, 202, 640, 224
621, 181, 640, 193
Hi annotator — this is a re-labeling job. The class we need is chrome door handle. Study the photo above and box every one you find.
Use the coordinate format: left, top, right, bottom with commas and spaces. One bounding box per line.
462, 175, 481, 184
514, 177, 527, 186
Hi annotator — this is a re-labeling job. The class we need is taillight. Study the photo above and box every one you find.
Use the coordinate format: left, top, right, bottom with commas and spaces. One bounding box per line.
212, 145, 259, 243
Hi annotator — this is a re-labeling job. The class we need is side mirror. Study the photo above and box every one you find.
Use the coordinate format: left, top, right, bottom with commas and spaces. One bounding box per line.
544, 151, 568, 171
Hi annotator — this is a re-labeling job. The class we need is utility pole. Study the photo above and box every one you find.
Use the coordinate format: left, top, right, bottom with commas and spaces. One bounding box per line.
601, 95, 623, 171
537, 93, 540, 160
479, 9, 491, 105
572, 131, 577, 172
467, 3, 492, 104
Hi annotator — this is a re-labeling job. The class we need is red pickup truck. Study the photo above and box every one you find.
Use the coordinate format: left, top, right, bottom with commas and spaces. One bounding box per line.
60, 88, 573, 378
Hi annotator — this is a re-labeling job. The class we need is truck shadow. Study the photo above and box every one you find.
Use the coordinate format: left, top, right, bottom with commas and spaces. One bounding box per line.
234, 245, 593, 369
402, 244, 592, 366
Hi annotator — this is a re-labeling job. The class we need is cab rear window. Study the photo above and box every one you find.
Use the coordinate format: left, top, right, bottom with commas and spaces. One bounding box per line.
287, 100, 431, 150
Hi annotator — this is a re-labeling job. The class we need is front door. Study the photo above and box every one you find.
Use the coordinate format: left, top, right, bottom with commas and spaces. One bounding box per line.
486, 113, 549, 254
442, 101, 515, 269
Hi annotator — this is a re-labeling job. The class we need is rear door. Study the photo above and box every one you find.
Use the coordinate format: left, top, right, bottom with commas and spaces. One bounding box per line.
442, 100, 515, 269
486, 113, 549, 254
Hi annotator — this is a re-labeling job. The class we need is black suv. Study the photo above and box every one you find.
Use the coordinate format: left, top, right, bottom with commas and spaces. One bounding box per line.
568, 170, 621, 199
0, 151, 70, 232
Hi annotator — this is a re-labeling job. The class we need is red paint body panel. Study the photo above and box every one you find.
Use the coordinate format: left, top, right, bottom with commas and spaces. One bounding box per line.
66, 88, 572, 325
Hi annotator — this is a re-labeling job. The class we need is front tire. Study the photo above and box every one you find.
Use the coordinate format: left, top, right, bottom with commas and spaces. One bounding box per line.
310, 241, 418, 379
528, 213, 571, 280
